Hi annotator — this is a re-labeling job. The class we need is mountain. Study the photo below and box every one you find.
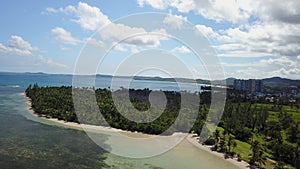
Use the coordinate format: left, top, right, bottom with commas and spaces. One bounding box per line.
131, 76, 300, 88
262, 77, 300, 87
211, 77, 236, 86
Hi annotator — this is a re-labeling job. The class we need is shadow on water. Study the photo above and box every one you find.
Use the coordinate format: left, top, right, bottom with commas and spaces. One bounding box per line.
0, 87, 112, 169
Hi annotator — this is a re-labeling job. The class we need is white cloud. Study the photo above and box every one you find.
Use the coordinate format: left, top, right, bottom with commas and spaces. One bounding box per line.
138, 0, 300, 24
0, 42, 32, 57
195, 25, 232, 42
0, 35, 39, 57
223, 23, 300, 57
99, 23, 169, 48
139, 0, 300, 58
75, 2, 111, 31
195, 22, 300, 58
123, 28, 169, 47
163, 14, 187, 29
0, 35, 67, 68
192, 0, 252, 23
45, 2, 110, 31
44, 5, 77, 15
36, 55, 67, 68
170, 0, 195, 13
214, 44, 246, 52
278, 68, 300, 76
138, 0, 252, 23
44, 7, 58, 14
8, 35, 39, 52
47, 2, 168, 49
51, 27, 81, 45
195, 25, 215, 37
254, 0, 300, 24
171, 45, 191, 54
223, 56, 300, 79
137, 0, 170, 9
86, 37, 104, 47
59, 46, 71, 51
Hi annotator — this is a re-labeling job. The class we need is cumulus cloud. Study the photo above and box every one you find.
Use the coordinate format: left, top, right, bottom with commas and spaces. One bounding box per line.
223, 56, 300, 79
254, 0, 300, 24
44, 5, 76, 15
171, 45, 191, 54
137, 0, 169, 10
51, 27, 81, 45
138, 0, 299, 24
0, 35, 67, 68
0, 35, 39, 57
138, 0, 252, 23
106, 29, 168, 53
45, 2, 110, 31
8, 35, 39, 52
86, 38, 104, 47
140, 0, 300, 58
194, 21, 300, 59
278, 68, 300, 76
163, 14, 187, 29
122, 28, 169, 47
47, 2, 168, 48
75, 2, 111, 31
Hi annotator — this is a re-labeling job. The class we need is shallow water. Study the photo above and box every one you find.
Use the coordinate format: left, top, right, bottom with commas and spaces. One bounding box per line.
0, 87, 109, 169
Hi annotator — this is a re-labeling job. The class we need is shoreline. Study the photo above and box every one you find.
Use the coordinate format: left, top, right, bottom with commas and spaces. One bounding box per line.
186, 135, 250, 169
22, 92, 249, 169
22, 93, 132, 134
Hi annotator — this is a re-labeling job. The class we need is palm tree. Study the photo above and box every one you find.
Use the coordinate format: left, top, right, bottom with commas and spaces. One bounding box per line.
218, 130, 228, 153
250, 140, 266, 168
228, 135, 234, 153
256, 150, 267, 168
214, 129, 220, 150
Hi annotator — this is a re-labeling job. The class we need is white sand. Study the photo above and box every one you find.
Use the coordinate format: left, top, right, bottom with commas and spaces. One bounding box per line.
186, 134, 250, 169
21, 93, 151, 137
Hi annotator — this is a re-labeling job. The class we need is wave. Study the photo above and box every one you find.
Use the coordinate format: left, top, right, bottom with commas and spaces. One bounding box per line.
0, 85, 21, 88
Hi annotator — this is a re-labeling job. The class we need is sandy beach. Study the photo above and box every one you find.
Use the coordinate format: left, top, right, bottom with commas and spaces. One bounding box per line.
22, 93, 125, 133
22, 93, 249, 169
186, 135, 250, 169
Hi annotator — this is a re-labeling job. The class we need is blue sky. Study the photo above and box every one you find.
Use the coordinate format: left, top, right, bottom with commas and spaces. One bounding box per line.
0, 0, 299, 79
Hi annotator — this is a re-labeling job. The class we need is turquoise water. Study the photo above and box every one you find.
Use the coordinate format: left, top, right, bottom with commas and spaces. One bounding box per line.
0, 87, 109, 169
0, 73, 239, 169
0, 72, 201, 92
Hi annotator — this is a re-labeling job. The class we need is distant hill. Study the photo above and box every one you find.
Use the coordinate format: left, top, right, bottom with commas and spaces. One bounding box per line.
132, 76, 232, 86
262, 77, 300, 87
212, 77, 300, 87
211, 78, 236, 86
1, 72, 299, 88
131, 76, 300, 88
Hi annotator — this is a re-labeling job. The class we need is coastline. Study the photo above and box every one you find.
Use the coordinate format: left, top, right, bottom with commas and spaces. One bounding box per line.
22, 92, 249, 169
22, 93, 136, 134
186, 135, 250, 169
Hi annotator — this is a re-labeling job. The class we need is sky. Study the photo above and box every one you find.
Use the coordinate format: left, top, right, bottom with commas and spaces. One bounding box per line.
0, 0, 299, 79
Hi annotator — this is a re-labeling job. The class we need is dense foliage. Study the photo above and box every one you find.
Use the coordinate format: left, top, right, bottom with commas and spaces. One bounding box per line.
218, 90, 300, 168
25, 84, 208, 135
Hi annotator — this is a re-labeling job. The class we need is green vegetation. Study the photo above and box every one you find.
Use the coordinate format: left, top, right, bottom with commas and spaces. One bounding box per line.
215, 91, 300, 168
25, 84, 208, 135
25, 84, 300, 168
